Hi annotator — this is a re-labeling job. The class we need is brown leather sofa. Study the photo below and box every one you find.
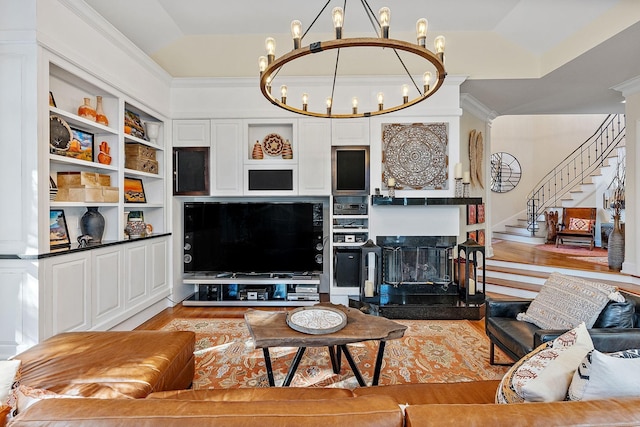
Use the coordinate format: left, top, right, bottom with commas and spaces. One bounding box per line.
9, 381, 640, 426
7, 327, 640, 426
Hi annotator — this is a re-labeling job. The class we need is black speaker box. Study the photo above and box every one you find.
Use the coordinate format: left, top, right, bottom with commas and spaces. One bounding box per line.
248, 169, 293, 191
334, 249, 360, 287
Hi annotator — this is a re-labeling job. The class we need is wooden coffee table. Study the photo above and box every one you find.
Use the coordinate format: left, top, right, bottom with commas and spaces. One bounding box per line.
244, 303, 407, 387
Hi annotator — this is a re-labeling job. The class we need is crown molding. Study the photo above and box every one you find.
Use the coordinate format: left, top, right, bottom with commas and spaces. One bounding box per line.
612, 75, 640, 97
56, 0, 172, 85
460, 93, 498, 122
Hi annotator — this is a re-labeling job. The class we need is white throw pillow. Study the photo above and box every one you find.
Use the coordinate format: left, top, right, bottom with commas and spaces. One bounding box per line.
496, 322, 594, 403
516, 272, 623, 330
0, 360, 20, 404
568, 349, 640, 401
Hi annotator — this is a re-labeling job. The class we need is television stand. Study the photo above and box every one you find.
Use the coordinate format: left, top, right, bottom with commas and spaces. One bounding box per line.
182, 275, 321, 307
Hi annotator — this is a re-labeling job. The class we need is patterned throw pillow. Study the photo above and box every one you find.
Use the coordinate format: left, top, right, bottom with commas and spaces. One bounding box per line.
568, 349, 640, 401
0, 360, 20, 419
496, 322, 594, 404
568, 217, 594, 231
516, 272, 623, 330
16, 385, 81, 414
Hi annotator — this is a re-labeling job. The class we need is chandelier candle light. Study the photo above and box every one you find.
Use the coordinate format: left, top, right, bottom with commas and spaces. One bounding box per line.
259, 0, 447, 118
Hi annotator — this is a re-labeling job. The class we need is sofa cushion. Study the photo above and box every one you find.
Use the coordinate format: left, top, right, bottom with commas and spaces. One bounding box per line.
569, 349, 640, 401
12, 331, 195, 399
593, 298, 636, 328
516, 272, 622, 330
496, 322, 593, 403
486, 316, 540, 359
405, 398, 640, 427
10, 394, 404, 427
354, 381, 500, 405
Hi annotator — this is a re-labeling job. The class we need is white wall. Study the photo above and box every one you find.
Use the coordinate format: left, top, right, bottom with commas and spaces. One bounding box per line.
490, 114, 608, 228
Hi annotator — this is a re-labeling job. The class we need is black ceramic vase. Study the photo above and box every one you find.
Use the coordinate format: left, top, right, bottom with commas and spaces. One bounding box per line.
80, 207, 105, 244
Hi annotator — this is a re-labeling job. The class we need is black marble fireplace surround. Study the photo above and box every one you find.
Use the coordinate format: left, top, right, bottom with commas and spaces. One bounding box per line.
350, 235, 484, 320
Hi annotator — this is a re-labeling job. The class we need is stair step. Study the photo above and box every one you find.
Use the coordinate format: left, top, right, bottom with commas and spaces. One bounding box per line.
484, 276, 542, 293
492, 231, 546, 245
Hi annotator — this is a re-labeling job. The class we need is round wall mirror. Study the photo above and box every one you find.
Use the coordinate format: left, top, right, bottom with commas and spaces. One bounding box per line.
490, 152, 521, 193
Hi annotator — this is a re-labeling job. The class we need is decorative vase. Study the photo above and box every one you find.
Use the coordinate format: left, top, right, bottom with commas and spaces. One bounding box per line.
607, 215, 624, 271
80, 207, 105, 244
97, 141, 112, 165
281, 139, 293, 159
252, 141, 264, 159
95, 96, 109, 126
78, 97, 96, 121
144, 121, 161, 144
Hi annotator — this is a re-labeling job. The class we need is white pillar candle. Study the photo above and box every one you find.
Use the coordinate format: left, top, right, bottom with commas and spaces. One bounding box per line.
468, 278, 476, 295
454, 163, 462, 179
463, 171, 471, 184
365, 280, 375, 297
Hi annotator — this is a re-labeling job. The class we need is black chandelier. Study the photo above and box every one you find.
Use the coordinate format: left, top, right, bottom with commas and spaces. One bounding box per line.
259, 0, 447, 119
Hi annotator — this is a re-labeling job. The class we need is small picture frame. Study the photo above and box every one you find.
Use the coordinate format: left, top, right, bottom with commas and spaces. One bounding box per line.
467, 204, 477, 225
49, 91, 57, 108
67, 127, 94, 162
128, 210, 144, 222
477, 203, 485, 224
50, 209, 70, 249
477, 229, 486, 246
124, 109, 146, 140
124, 177, 146, 203
467, 230, 477, 242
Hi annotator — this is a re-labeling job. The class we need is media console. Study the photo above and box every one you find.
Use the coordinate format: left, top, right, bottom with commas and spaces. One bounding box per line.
182, 274, 321, 307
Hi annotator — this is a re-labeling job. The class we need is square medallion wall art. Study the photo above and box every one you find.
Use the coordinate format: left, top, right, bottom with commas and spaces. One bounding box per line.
381, 122, 449, 190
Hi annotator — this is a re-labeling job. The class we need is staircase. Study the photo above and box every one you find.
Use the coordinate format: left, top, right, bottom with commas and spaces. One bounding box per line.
493, 114, 626, 244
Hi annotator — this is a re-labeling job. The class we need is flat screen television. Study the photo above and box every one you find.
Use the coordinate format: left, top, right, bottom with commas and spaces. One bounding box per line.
184, 202, 324, 275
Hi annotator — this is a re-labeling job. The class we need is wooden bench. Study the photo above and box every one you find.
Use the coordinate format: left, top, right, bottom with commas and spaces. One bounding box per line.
555, 207, 597, 250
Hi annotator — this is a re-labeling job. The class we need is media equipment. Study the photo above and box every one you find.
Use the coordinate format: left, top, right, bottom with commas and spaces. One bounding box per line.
184, 202, 324, 275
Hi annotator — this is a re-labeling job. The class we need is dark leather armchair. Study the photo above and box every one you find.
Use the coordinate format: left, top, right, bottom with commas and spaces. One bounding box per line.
485, 291, 640, 365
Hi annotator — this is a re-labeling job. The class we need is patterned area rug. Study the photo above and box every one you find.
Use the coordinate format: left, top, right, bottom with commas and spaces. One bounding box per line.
162, 318, 510, 389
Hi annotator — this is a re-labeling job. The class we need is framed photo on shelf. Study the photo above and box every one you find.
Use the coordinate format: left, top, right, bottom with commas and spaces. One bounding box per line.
124, 177, 147, 203
477, 203, 485, 224
124, 109, 146, 140
467, 204, 477, 225
50, 209, 70, 249
50, 116, 94, 162
49, 91, 57, 108
477, 229, 486, 246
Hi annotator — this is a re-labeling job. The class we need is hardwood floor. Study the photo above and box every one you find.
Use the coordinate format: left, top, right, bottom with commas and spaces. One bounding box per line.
491, 239, 617, 273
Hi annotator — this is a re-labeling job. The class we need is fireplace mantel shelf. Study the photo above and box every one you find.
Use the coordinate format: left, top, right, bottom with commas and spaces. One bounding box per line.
371, 196, 482, 206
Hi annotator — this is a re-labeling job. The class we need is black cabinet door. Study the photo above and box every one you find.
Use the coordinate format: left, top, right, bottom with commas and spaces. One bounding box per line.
173, 147, 210, 195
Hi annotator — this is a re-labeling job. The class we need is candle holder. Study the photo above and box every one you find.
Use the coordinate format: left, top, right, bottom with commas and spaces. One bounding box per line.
388, 185, 396, 198
455, 178, 463, 198
463, 182, 470, 198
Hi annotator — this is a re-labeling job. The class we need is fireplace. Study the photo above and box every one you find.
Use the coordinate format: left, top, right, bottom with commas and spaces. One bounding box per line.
351, 235, 484, 320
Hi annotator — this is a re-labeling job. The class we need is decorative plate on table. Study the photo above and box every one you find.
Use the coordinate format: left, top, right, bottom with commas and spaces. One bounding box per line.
262, 133, 284, 156
286, 306, 347, 335
49, 115, 72, 153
